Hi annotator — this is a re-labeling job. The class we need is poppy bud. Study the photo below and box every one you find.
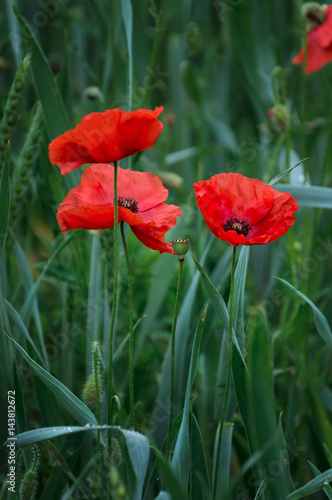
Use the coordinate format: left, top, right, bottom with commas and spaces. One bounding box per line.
267, 104, 289, 132
172, 238, 190, 259
301, 3, 327, 30
156, 170, 184, 190
82, 86, 103, 102
20, 469, 37, 500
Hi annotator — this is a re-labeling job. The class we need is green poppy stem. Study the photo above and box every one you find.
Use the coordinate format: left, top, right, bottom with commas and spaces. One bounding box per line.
213, 246, 237, 499
107, 161, 118, 431
120, 221, 135, 428
166, 257, 184, 459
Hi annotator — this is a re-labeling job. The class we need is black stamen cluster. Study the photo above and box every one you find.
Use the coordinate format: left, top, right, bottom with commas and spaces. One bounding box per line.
117, 196, 139, 213
224, 215, 252, 237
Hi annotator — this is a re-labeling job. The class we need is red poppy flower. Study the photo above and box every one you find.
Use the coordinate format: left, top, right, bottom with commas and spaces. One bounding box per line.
57, 164, 182, 253
292, 5, 332, 74
194, 173, 298, 247
49, 107, 164, 175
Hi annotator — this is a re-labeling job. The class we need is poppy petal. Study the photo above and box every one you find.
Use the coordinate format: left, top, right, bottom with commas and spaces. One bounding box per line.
56, 164, 181, 254
49, 107, 164, 174
130, 226, 174, 254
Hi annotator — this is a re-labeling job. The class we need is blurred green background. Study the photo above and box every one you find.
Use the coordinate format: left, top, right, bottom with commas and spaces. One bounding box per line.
1, 0, 332, 499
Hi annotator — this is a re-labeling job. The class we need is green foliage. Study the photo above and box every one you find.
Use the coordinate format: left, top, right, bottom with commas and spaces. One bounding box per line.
0, 0, 332, 498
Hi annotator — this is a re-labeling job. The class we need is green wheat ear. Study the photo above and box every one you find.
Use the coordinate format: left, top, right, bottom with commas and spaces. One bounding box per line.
0, 53, 31, 177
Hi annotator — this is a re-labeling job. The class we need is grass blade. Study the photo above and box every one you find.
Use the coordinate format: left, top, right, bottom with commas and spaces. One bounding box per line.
172, 307, 207, 487
308, 462, 332, 500
0, 144, 10, 257
277, 277, 332, 350
151, 446, 188, 500
275, 184, 332, 209
246, 312, 290, 499
121, 0, 133, 110
191, 253, 247, 368
269, 159, 308, 187
287, 469, 332, 500
4, 332, 97, 426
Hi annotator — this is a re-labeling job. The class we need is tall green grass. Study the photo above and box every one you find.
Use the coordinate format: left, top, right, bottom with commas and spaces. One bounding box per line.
0, 1, 331, 499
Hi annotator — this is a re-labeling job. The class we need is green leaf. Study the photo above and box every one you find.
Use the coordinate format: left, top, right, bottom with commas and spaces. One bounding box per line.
213, 423, 234, 499
4, 332, 97, 426
275, 184, 332, 209
172, 307, 207, 487
151, 446, 188, 500
269, 159, 308, 187
0, 283, 13, 388
231, 246, 250, 351
287, 469, 332, 499
246, 312, 290, 499
3, 424, 149, 500
277, 277, 332, 350
20, 232, 75, 326
155, 493, 171, 500
87, 233, 102, 369
120, 428, 150, 500
191, 253, 247, 368
190, 412, 211, 500
308, 462, 332, 500
2, 425, 100, 448
0, 143, 10, 256
121, 0, 133, 110
11, 3, 79, 190
12, 235, 48, 368
5, 301, 44, 364
278, 414, 291, 493
307, 385, 332, 453
11, 3, 69, 140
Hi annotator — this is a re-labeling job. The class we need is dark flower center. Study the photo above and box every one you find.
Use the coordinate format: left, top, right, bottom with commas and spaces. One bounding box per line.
117, 196, 139, 213
224, 216, 252, 237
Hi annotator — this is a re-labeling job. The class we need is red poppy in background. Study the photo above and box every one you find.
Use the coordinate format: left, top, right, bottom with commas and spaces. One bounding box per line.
49, 107, 164, 175
194, 173, 298, 247
293, 5, 332, 74
57, 164, 181, 253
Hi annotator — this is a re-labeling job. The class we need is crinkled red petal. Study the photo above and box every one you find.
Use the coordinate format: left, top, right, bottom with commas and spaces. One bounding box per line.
49, 107, 163, 174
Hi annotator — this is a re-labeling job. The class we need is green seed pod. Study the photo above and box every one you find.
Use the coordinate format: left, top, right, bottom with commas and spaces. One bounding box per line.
172, 238, 190, 258
20, 469, 37, 500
